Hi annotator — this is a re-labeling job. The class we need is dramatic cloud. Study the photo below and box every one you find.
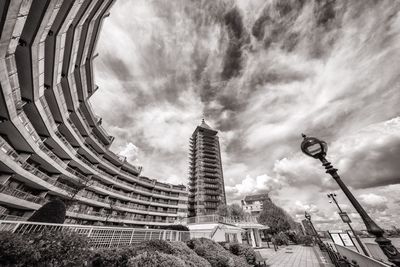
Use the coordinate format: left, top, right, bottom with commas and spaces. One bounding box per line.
359, 194, 389, 213
92, 0, 400, 228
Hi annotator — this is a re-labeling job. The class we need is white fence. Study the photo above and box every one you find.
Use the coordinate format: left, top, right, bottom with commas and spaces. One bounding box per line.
0, 220, 210, 248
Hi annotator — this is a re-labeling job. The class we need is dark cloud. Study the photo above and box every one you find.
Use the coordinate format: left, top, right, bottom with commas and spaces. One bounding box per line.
91, 0, 400, 227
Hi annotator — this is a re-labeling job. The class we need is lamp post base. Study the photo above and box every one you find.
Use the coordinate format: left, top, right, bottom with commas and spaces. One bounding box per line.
375, 236, 400, 266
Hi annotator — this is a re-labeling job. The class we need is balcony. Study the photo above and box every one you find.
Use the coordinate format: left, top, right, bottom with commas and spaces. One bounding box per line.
0, 184, 46, 205
20, 162, 76, 194
55, 131, 76, 153
38, 143, 67, 168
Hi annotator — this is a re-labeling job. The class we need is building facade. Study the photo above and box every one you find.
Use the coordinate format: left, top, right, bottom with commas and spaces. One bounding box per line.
0, 0, 187, 227
241, 193, 271, 216
188, 119, 226, 217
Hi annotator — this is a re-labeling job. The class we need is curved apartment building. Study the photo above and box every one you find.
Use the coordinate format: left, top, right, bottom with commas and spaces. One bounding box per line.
0, 0, 188, 227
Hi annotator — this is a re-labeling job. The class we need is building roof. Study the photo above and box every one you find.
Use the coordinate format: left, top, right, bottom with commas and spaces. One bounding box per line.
243, 193, 270, 202
192, 118, 218, 136
187, 223, 243, 232
199, 118, 214, 131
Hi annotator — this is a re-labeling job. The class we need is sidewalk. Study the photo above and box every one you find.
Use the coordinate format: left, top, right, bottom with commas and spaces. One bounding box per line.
256, 245, 334, 267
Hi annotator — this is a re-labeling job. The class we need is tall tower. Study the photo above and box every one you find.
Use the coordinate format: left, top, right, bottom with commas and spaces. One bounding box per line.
188, 119, 226, 217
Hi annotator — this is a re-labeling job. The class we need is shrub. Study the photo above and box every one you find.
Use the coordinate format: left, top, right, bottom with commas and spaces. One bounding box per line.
228, 243, 256, 265
0, 231, 90, 266
134, 240, 210, 267
298, 235, 314, 246
0, 231, 38, 266
28, 199, 66, 224
134, 240, 174, 254
29, 230, 91, 266
91, 247, 138, 267
187, 238, 249, 267
169, 242, 211, 267
128, 251, 186, 267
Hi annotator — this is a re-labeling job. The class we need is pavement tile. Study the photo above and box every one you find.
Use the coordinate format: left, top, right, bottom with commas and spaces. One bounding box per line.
255, 245, 334, 267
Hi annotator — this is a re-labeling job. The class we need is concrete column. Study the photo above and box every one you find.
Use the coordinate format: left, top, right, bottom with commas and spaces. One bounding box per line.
254, 229, 262, 247
250, 229, 256, 247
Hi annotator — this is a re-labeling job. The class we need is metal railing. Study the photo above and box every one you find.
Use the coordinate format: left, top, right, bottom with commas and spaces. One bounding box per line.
0, 184, 46, 205
186, 215, 259, 225
0, 220, 209, 248
325, 243, 391, 267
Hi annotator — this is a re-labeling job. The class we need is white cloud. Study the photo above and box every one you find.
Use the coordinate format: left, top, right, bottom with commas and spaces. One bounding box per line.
90, 0, 400, 229
359, 193, 388, 212
226, 174, 285, 200
118, 142, 140, 165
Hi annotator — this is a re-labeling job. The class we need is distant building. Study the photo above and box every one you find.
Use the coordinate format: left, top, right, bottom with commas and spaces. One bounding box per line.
241, 194, 271, 216
188, 119, 226, 217
186, 214, 267, 248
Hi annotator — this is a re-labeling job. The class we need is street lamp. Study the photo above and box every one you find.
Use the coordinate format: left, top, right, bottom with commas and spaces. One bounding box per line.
327, 193, 369, 256
305, 211, 325, 250
301, 134, 400, 266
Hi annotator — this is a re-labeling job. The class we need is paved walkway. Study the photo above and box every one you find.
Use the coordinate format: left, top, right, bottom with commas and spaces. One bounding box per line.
256, 245, 334, 267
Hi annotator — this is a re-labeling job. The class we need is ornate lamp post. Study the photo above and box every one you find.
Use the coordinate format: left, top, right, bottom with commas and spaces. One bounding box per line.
305, 211, 325, 250
327, 193, 369, 256
301, 134, 400, 266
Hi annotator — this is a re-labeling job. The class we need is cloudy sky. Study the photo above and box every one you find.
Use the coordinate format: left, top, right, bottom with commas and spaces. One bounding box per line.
91, 0, 400, 230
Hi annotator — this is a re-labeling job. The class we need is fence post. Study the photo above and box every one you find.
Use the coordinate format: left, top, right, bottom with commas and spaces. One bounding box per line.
109, 229, 116, 248
12, 222, 20, 233
129, 230, 135, 245
87, 227, 93, 238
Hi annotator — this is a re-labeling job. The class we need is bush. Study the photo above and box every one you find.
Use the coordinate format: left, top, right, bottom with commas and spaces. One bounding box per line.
135, 240, 210, 267
0, 231, 39, 266
29, 231, 91, 266
0, 230, 90, 266
169, 242, 211, 267
28, 199, 66, 224
227, 243, 256, 265
187, 238, 249, 267
128, 251, 186, 267
298, 235, 314, 246
91, 247, 138, 267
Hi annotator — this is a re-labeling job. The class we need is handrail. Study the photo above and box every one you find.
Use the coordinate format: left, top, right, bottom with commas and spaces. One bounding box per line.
0, 184, 46, 205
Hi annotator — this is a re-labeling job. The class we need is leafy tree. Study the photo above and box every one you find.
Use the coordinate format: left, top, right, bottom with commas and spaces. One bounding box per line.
28, 198, 66, 224
216, 204, 247, 219
216, 205, 230, 217
257, 200, 295, 234
229, 203, 245, 219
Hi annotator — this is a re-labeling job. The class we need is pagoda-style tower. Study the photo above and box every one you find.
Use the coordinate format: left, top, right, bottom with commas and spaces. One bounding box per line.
188, 119, 226, 217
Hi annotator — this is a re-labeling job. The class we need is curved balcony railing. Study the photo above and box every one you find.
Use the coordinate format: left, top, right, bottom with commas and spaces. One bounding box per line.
0, 184, 46, 205
1, 127, 183, 221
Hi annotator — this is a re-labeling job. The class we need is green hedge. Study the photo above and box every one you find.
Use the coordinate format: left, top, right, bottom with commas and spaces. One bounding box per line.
128, 251, 186, 267
187, 238, 250, 267
90, 240, 210, 267
226, 243, 256, 265
1, 232, 255, 267
0, 230, 90, 267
